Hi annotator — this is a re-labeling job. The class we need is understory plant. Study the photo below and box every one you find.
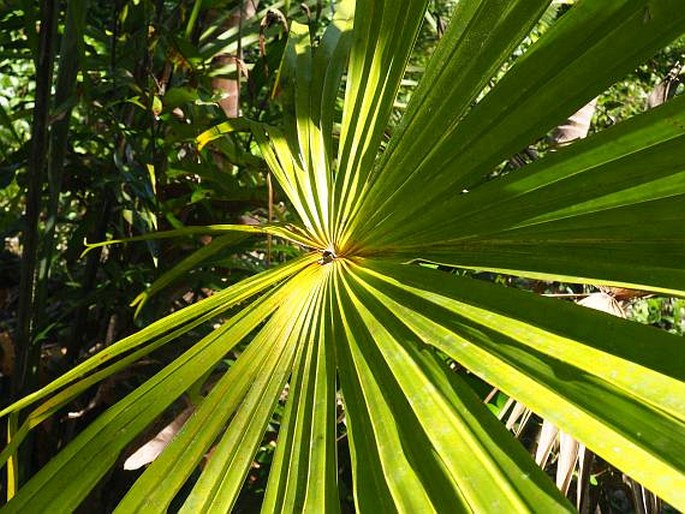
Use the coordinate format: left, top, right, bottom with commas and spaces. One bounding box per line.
2, 0, 685, 512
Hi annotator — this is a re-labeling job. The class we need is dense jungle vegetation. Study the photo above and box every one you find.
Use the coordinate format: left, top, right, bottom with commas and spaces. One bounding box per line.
1, 0, 684, 512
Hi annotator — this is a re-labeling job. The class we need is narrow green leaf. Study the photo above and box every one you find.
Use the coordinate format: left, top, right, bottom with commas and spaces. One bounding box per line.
179, 266, 328, 513
333, 268, 436, 513
311, 0, 354, 158
407, 196, 685, 296
115, 268, 325, 513
353, 0, 685, 249
261, 267, 339, 514
5, 414, 18, 502
338, 0, 551, 247
351, 259, 685, 510
197, 116, 332, 247
196, 118, 255, 150
332, 0, 429, 245
276, 21, 332, 242
82, 222, 315, 256
1, 279, 295, 513
0, 299, 230, 471
336, 262, 573, 512
0, 254, 318, 419
130, 233, 250, 316
358, 93, 685, 294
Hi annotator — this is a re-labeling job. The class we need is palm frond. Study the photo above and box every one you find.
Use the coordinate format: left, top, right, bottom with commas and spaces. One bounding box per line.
3, 1, 685, 512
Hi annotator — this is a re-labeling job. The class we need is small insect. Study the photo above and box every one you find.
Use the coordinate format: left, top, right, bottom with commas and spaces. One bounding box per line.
318, 249, 336, 265
643, 6, 651, 24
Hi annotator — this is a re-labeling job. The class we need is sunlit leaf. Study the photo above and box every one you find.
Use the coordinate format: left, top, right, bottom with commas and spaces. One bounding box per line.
4, 1, 685, 512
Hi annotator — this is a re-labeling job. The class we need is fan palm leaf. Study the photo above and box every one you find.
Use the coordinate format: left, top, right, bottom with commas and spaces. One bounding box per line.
2, 0, 685, 512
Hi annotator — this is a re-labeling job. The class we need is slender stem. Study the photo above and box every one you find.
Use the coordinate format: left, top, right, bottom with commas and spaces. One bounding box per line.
185, 0, 204, 39
37, 0, 89, 340
267, 172, 273, 266
541, 293, 591, 298
14, 0, 58, 400
5, 413, 18, 501
11, 0, 59, 487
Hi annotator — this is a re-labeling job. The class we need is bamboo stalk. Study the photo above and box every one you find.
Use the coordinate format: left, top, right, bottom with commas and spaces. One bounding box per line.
14, 0, 58, 400
37, 0, 90, 341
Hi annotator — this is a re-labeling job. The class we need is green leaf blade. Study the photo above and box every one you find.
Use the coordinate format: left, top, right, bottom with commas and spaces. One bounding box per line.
352, 259, 685, 510
337, 262, 574, 513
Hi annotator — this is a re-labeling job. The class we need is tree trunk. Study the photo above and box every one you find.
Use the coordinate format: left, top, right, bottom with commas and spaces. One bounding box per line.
211, 1, 259, 118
